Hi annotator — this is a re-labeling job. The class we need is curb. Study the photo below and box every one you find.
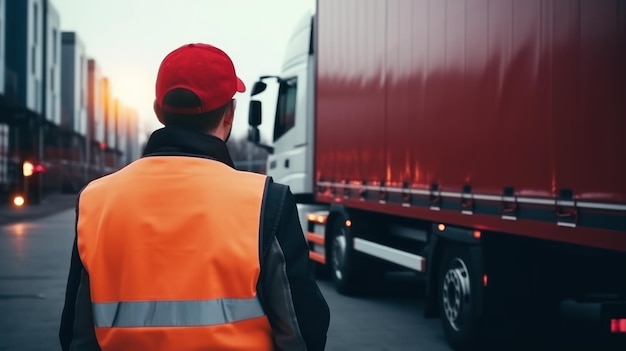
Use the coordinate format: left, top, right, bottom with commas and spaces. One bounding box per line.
0, 195, 78, 225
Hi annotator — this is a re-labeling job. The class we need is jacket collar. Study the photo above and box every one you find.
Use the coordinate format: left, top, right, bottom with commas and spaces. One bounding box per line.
142, 126, 235, 168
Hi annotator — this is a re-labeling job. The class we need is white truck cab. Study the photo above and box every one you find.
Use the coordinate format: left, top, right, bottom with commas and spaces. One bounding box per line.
248, 13, 315, 197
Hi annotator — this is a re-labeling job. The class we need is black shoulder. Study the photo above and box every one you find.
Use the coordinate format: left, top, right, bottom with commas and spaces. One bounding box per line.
260, 178, 289, 259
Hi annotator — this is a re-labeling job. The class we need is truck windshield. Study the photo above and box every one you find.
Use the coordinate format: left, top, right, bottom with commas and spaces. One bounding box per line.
273, 78, 297, 142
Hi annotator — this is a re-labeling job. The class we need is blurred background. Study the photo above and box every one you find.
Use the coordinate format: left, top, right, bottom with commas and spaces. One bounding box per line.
0, 0, 312, 205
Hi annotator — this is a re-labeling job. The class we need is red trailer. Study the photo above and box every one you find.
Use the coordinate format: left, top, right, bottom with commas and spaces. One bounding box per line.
248, 0, 626, 349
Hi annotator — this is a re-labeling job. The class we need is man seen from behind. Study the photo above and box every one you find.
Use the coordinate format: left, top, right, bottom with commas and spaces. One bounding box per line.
59, 42, 330, 351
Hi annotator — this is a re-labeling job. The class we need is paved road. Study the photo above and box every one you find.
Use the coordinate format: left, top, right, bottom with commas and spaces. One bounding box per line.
319, 272, 626, 351
0, 208, 623, 351
0, 210, 73, 351
0, 208, 450, 351
319, 273, 450, 351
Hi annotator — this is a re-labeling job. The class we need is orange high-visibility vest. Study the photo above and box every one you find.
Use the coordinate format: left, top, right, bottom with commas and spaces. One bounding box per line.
77, 156, 274, 351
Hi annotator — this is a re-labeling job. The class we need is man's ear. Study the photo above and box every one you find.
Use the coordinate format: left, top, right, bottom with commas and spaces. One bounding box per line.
154, 100, 165, 125
222, 99, 235, 128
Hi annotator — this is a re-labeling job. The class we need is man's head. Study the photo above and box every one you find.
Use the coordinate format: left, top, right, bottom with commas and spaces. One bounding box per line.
154, 43, 245, 140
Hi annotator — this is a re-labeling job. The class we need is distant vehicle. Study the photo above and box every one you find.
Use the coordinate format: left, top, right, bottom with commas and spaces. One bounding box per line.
248, 1, 626, 350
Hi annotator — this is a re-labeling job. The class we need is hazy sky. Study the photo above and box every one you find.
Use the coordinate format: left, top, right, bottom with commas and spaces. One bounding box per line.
51, 0, 315, 141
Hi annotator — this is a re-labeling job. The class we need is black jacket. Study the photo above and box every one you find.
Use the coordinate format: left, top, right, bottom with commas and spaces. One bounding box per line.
59, 126, 330, 350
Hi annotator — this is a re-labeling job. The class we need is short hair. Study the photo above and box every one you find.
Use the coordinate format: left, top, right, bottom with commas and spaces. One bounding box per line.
161, 88, 229, 132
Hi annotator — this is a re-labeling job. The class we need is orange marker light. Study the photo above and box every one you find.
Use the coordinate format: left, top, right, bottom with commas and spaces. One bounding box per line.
345, 220, 352, 227
473, 230, 482, 239
438, 224, 445, 231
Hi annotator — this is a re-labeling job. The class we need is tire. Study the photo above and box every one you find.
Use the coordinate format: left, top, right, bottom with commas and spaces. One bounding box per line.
329, 217, 356, 294
439, 244, 482, 351
328, 216, 385, 295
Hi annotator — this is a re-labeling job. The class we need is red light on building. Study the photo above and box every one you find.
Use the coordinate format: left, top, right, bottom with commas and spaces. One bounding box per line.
33, 164, 47, 173
99, 142, 107, 150
611, 318, 626, 333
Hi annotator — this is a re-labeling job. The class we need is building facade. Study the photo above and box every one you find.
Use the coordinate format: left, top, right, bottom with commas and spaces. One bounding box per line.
87, 58, 105, 177
43, 1, 61, 125
87, 60, 105, 143
125, 107, 140, 164
61, 31, 87, 135
101, 77, 119, 172
0, 0, 142, 202
0, 0, 7, 188
0, 0, 5, 97
3, 0, 47, 202
5, 0, 45, 113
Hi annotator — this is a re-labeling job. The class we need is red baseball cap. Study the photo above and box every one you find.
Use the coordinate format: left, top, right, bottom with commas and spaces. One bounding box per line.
155, 43, 246, 114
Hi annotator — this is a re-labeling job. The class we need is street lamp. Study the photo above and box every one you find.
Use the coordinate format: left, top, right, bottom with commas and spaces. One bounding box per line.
23, 161, 34, 177
13, 161, 35, 207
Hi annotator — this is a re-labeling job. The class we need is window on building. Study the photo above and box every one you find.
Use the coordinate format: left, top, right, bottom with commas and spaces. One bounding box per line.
80, 56, 85, 107
273, 78, 298, 142
33, 3, 38, 44
52, 29, 57, 64
0, 124, 8, 185
50, 67, 54, 90
31, 46, 36, 74
51, 94, 56, 122
34, 79, 40, 112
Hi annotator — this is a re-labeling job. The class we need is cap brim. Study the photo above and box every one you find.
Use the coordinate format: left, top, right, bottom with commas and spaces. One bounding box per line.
236, 77, 246, 93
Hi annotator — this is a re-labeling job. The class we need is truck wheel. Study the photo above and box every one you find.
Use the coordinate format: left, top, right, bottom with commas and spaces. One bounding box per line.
439, 244, 481, 351
329, 218, 354, 294
328, 215, 386, 295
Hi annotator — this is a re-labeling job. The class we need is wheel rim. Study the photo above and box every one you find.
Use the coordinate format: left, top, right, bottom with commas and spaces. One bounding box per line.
332, 227, 347, 281
442, 257, 471, 332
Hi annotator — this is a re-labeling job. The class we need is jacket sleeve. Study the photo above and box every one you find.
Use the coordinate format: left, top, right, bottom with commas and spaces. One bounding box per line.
259, 185, 330, 351
59, 201, 101, 351
59, 236, 83, 351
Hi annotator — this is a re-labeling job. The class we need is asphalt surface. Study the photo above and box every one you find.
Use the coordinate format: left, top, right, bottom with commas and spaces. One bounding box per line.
0, 199, 450, 351
0, 208, 75, 351
318, 273, 450, 351
0, 196, 624, 351
0, 193, 78, 225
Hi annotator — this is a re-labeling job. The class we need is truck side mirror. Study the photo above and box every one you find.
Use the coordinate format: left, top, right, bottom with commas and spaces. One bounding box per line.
247, 126, 260, 144
249, 100, 262, 127
251, 81, 267, 96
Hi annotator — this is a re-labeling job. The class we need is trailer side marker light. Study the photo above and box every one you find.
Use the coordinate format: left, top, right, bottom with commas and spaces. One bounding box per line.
611, 318, 626, 333
13, 196, 25, 207
483, 274, 488, 287
437, 224, 445, 231
308, 214, 327, 224
345, 220, 352, 227
473, 230, 481, 239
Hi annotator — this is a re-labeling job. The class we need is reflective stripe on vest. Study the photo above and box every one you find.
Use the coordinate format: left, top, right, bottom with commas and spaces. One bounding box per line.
93, 297, 266, 328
